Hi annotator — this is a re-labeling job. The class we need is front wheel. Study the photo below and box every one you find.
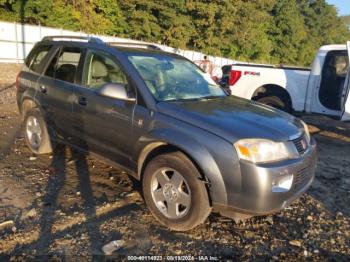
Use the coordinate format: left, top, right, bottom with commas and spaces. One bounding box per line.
142, 151, 211, 231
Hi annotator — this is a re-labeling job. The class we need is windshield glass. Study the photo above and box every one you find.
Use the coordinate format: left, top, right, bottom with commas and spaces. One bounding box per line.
127, 53, 226, 101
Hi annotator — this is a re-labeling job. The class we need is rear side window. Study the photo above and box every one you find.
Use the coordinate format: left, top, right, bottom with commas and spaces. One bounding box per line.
45, 47, 82, 83
25, 45, 52, 73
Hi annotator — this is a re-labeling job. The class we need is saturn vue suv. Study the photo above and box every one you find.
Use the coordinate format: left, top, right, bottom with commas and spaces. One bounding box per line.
16, 36, 317, 231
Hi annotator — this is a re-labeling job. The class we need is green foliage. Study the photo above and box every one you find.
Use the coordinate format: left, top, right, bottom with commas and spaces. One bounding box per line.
269, 0, 307, 64
341, 15, 350, 26
1, 0, 349, 66
224, 0, 276, 63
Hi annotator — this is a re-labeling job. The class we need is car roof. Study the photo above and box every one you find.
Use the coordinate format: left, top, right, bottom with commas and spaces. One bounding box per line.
110, 46, 181, 57
38, 37, 183, 59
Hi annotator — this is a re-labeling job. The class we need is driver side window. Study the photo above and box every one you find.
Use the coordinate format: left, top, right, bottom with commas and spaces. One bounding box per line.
83, 50, 128, 90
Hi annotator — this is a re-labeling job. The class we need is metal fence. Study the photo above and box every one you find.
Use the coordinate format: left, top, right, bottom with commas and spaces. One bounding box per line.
0, 21, 235, 67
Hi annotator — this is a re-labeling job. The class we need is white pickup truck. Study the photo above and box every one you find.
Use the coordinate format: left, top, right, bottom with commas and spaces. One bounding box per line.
221, 42, 350, 121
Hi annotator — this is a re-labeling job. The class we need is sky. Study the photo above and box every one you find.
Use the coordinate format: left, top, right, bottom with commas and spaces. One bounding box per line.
327, 0, 350, 16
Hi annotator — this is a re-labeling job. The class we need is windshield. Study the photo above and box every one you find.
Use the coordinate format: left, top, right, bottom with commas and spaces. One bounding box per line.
127, 53, 226, 101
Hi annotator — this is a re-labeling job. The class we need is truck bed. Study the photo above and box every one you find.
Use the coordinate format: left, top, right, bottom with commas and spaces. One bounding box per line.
221, 63, 311, 112
232, 63, 311, 71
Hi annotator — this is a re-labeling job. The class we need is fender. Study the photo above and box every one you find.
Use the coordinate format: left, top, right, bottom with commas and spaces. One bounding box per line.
246, 80, 306, 112
18, 71, 41, 114
20, 91, 47, 119
134, 128, 229, 206
20, 91, 40, 115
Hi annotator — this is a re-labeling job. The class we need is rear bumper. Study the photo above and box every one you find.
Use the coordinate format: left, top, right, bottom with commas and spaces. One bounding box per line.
214, 137, 317, 218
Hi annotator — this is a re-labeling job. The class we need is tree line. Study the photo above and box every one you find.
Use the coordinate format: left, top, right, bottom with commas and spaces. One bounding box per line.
1, 0, 349, 66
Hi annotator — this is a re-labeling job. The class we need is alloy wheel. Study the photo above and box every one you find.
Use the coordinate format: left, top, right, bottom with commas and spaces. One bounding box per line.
26, 115, 42, 149
151, 168, 191, 219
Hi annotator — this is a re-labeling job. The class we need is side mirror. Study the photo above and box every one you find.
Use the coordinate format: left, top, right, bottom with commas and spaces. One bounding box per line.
98, 83, 135, 102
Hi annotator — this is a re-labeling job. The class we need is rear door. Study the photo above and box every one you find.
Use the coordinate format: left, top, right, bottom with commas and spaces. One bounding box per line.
37, 46, 84, 139
340, 41, 350, 121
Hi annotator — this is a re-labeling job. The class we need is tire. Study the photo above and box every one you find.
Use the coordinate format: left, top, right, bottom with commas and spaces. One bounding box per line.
256, 95, 291, 113
142, 151, 211, 231
24, 108, 54, 154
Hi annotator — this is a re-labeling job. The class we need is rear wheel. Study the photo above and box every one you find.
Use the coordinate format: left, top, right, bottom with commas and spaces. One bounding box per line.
24, 108, 54, 154
256, 95, 291, 113
142, 151, 211, 231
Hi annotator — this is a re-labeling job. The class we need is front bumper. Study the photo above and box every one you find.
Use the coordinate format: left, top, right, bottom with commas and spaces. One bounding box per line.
214, 137, 317, 219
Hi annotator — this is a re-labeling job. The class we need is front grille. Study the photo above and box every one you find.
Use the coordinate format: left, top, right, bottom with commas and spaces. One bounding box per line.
292, 135, 308, 155
293, 166, 309, 188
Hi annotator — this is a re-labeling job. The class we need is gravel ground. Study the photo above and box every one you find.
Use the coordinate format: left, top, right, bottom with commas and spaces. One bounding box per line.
0, 63, 349, 261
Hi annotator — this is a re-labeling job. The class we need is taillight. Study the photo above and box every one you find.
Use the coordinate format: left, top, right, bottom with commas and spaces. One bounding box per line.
229, 70, 242, 86
16, 73, 20, 91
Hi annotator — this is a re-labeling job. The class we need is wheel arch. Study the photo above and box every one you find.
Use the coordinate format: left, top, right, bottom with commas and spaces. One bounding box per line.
138, 142, 208, 180
20, 98, 39, 118
135, 130, 229, 206
138, 142, 214, 205
251, 84, 293, 110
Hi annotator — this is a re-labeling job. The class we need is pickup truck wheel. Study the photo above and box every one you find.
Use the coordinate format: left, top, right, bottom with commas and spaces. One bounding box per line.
24, 108, 54, 154
142, 151, 211, 231
256, 96, 291, 113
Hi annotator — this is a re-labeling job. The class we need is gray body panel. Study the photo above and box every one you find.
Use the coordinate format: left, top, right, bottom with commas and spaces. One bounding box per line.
156, 96, 303, 142
36, 76, 76, 138
72, 85, 135, 167
225, 138, 316, 214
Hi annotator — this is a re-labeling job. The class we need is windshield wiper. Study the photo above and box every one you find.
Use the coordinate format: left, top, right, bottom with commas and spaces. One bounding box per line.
165, 97, 203, 102
198, 95, 226, 100
165, 95, 226, 102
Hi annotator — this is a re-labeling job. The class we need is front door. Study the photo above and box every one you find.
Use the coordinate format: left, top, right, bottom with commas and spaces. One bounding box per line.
340, 41, 350, 121
72, 49, 136, 167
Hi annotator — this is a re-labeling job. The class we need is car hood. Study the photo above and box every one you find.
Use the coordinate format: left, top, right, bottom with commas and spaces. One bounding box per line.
156, 96, 304, 142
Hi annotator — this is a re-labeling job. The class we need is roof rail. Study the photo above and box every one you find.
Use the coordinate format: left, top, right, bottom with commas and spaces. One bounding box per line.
42, 35, 104, 44
109, 42, 162, 50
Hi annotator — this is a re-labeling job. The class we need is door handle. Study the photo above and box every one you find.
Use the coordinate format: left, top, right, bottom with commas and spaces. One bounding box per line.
78, 96, 88, 106
40, 85, 47, 94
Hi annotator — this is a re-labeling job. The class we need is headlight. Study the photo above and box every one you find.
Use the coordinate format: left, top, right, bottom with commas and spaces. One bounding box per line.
300, 120, 310, 144
234, 139, 298, 164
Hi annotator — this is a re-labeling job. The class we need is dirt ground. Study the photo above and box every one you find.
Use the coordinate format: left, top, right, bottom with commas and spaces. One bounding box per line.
0, 63, 349, 261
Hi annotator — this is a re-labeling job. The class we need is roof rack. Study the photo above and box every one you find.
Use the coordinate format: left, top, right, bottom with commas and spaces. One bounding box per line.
108, 42, 162, 50
41, 36, 162, 50
42, 35, 104, 44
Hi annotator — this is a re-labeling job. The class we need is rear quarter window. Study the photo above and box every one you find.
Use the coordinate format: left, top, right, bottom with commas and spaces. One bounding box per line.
25, 45, 52, 73
44, 46, 83, 84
